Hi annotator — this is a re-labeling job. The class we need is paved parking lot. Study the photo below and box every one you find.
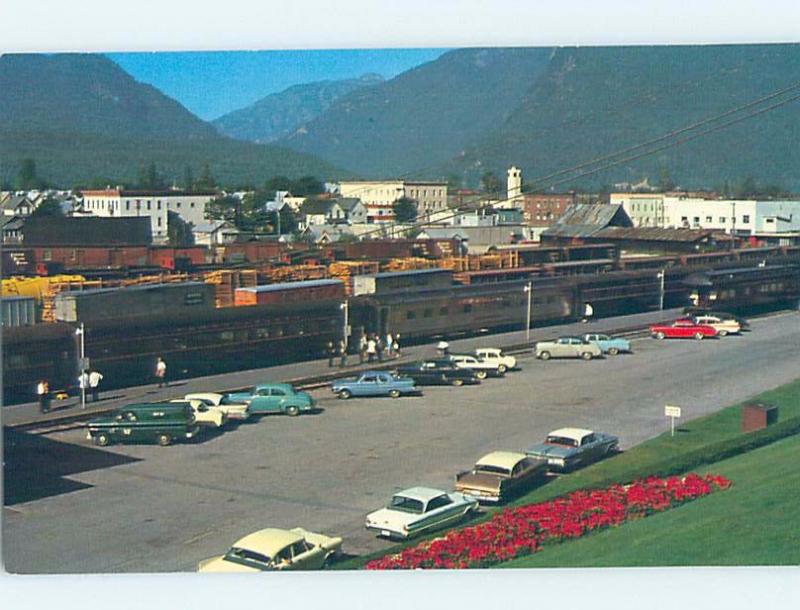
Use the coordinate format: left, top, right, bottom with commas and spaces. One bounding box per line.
4, 311, 799, 573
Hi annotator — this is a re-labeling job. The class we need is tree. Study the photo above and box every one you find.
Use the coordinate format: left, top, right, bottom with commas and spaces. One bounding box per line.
31, 196, 64, 217
658, 166, 676, 191
205, 195, 239, 222
269, 206, 298, 235
17, 158, 41, 190
183, 166, 195, 191
393, 196, 418, 223
480, 171, 501, 196
167, 211, 195, 246
291, 176, 325, 196
197, 163, 216, 190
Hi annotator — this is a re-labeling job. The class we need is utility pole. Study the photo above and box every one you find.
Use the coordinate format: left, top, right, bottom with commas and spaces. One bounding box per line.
658, 270, 665, 311
524, 281, 533, 341
76, 322, 86, 409
340, 300, 349, 351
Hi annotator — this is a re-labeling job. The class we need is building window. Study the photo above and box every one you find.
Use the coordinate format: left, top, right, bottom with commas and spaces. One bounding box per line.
766, 218, 775, 223
190, 202, 195, 208
681, 216, 688, 223
177, 202, 182, 208
157, 217, 162, 227
705, 216, 712, 223
719, 217, 726, 223
147, 201, 151, 210
406, 310, 416, 320
157, 201, 161, 210
693, 217, 700, 224
126, 201, 130, 211
742, 215, 750, 224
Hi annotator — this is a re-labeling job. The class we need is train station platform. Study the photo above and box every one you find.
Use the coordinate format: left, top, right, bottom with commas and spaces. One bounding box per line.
2, 308, 683, 429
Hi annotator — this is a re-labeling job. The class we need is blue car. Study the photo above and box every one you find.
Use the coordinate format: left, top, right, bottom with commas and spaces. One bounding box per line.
331, 371, 418, 400
583, 333, 632, 355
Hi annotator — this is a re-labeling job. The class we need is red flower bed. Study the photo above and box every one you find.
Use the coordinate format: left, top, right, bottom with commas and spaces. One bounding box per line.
366, 473, 731, 570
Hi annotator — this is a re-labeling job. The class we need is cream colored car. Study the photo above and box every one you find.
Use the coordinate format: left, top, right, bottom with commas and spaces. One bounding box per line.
198, 527, 342, 572
694, 315, 741, 336
184, 393, 250, 421
169, 398, 227, 428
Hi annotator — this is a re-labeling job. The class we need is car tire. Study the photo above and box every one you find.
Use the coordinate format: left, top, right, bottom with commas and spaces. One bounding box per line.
694, 332, 704, 340
606, 443, 620, 455
451, 378, 464, 387
539, 351, 551, 361
94, 432, 110, 447
388, 389, 401, 399
581, 351, 593, 361
338, 389, 352, 400
157, 433, 172, 447
286, 405, 300, 416
655, 332, 666, 340
475, 370, 488, 380
497, 364, 508, 374
719, 329, 728, 337
608, 347, 619, 356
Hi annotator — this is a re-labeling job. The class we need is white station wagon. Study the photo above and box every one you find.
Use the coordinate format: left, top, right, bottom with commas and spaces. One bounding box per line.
183, 392, 250, 420
474, 348, 517, 373
365, 486, 478, 540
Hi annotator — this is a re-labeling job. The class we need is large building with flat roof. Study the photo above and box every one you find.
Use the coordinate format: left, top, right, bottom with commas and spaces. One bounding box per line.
338, 180, 448, 223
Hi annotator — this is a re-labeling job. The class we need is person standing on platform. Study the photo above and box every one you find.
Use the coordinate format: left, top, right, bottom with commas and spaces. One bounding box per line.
376, 336, 384, 362
37, 379, 50, 413
339, 339, 348, 367
155, 357, 167, 388
326, 341, 336, 367
359, 334, 367, 364
393, 333, 401, 357
89, 370, 104, 402
366, 336, 377, 363
385, 332, 394, 358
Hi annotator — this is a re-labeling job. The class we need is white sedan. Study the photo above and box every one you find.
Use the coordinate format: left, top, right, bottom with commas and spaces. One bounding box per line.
474, 348, 517, 373
184, 392, 250, 420
365, 487, 478, 539
448, 354, 506, 379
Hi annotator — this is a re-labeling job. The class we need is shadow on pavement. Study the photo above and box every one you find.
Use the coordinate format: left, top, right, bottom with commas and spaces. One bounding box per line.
3, 428, 141, 506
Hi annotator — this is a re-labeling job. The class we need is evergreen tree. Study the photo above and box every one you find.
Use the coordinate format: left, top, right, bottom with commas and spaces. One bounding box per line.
393, 197, 418, 223
480, 171, 501, 196
31, 196, 64, 217
17, 158, 40, 190
197, 163, 216, 190
183, 166, 194, 191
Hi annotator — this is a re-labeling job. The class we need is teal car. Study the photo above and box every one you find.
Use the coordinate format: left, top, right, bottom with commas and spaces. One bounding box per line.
225, 383, 315, 416
583, 333, 632, 355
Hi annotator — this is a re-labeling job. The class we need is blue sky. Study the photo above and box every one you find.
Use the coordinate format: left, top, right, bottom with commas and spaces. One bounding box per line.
109, 49, 449, 121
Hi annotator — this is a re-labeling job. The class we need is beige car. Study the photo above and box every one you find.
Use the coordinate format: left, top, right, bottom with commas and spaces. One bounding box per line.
184, 392, 250, 421
455, 451, 547, 503
170, 398, 227, 428
198, 527, 342, 572
694, 315, 741, 336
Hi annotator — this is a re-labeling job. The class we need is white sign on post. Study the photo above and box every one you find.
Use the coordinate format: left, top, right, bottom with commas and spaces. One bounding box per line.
665, 405, 682, 436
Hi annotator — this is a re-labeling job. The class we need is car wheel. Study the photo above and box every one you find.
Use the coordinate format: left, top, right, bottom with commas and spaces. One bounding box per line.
286, 405, 300, 416
608, 347, 619, 356
581, 351, 593, 361
338, 389, 352, 400
694, 332, 704, 340
157, 433, 172, 447
497, 364, 508, 374
655, 332, 666, 340
606, 443, 620, 455
451, 378, 464, 387
94, 432, 110, 447
719, 329, 728, 337
539, 351, 551, 361
388, 389, 401, 399
475, 370, 488, 380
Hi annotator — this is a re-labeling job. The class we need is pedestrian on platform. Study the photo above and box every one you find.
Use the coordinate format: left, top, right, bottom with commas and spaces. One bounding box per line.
376, 336, 384, 362
366, 336, 377, 363
393, 333, 401, 357
78, 371, 89, 402
436, 341, 450, 357
155, 357, 167, 388
37, 379, 50, 413
339, 339, 348, 367
89, 370, 104, 402
385, 332, 394, 358
582, 302, 594, 324
358, 333, 367, 364
326, 341, 336, 367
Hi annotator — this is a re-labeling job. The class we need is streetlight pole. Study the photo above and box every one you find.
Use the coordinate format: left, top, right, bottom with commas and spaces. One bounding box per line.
524, 281, 533, 341
658, 270, 665, 311
76, 322, 86, 409
340, 300, 349, 351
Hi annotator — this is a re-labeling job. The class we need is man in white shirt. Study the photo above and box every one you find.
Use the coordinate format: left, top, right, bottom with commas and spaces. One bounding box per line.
88, 370, 104, 402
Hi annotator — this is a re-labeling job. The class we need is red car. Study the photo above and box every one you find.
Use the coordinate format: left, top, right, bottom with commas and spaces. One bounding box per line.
650, 318, 718, 340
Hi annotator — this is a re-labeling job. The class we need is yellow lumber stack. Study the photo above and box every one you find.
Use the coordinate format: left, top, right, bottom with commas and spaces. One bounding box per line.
262, 264, 328, 284
329, 261, 380, 296
382, 257, 440, 272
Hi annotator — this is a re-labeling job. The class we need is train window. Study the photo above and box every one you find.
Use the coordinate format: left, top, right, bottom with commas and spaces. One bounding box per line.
255, 327, 271, 338
439, 307, 449, 316
220, 331, 234, 341
423, 308, 433, 318
406, 311, 416, 320
463, 304, 473, 313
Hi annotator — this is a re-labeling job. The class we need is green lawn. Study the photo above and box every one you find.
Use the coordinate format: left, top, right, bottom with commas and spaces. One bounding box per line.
498, 433, 800, 567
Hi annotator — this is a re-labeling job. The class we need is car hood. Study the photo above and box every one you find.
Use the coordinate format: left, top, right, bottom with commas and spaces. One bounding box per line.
526, 443, 575, 458
366, 507, 419, 529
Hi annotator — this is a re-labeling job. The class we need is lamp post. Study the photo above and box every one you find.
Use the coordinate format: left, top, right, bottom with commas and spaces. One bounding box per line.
75, 322, 86, 410
523, 281, 533, 341
340, 300, 349, 351
657, 270, 665, 311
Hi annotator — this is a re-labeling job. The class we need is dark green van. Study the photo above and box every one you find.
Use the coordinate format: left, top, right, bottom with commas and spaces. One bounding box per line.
86, 402, 200, 447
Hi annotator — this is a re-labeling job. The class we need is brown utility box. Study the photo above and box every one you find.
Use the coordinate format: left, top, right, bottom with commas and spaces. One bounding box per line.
741, 402, 778, 433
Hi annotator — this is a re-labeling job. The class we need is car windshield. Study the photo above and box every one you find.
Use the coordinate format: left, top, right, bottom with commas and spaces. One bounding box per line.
389, 496, 425, 514
545, 435, 579, 447
474, 464, 511, 477
224, 547, 272, 568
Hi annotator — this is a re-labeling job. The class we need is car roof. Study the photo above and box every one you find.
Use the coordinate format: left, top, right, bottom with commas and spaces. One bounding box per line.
232, 528, 304, 555
476, 451, 528, 470
558, 336, 583, 340
254, 383, 294, 391
394, 486, 448, 503
548, 427, 593, 441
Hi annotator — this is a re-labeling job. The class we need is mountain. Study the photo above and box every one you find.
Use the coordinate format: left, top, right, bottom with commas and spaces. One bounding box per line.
276, 44, 800, 191
277, 48, 554, 178
453, 44, 800, 191
0, 54, 346, 188
213, 74, 384, 143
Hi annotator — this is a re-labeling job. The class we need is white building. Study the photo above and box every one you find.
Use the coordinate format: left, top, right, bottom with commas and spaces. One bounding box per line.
338, 180, 448, 223
81, 188, 216, 242
610, 193, 666, 227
